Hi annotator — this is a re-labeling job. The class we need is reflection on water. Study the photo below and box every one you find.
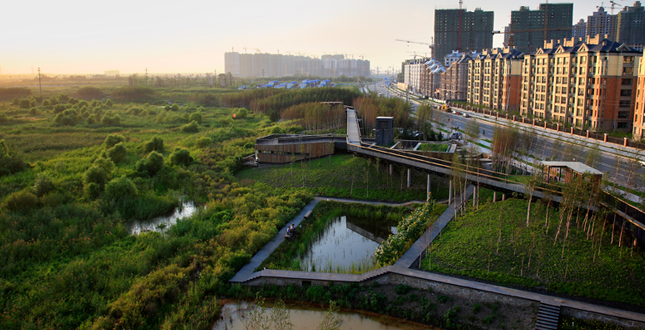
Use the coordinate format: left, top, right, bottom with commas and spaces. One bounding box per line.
212, 301, 439, 330
300, 216, 396, 272
127, 201, 198, 235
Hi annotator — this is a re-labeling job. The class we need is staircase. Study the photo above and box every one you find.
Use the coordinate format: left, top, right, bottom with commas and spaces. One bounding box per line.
535, 303, 560, 330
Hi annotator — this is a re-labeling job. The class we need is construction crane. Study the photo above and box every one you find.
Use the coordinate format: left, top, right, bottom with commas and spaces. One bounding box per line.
395, 38, 437, 58
610, 0, 623, 14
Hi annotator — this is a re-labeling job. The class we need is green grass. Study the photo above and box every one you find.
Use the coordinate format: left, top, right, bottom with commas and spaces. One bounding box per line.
417, 143, 450, 152
422, 198, 645, 308
237, 154, 450, 202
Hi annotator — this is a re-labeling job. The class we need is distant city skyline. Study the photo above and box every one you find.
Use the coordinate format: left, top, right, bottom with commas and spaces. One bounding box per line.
1, 0, 622, 75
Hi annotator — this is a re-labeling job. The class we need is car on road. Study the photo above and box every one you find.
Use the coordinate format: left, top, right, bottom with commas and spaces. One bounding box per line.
462, 113, 470, 118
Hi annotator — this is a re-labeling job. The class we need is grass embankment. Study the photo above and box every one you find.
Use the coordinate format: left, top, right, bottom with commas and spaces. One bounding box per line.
418, 143, 450, 152
258, 201, 412, 274
237, 154, 450, 202
422, 198, 645, 308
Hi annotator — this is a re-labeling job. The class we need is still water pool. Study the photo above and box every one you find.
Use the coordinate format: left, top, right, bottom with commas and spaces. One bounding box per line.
127, 201, 198, 235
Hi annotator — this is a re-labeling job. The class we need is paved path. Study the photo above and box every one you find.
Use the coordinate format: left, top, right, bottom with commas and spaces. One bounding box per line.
230, 196, 436, 283
346, 109, 361, 144
396, 185, 474, 268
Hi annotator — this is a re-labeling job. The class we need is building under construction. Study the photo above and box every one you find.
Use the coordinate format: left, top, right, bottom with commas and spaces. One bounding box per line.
433, 8, 494, 63
509, 3, 573, 54
225, 52, 370, 78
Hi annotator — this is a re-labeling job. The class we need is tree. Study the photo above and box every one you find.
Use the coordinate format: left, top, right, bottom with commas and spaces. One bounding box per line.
83, 165, 108, 186
585, 143, 601, 167
104, 134, 125, 148
144, 136, 164, 153
525, 166, 543, 227
3, 190, 38, 212
104, 176, 138, 202
107, 142, 127, 163
464, 119, 480, 141
169, 149, 192, 166
32, 173, 55, 197
180, 121, 199, 133
189, 112, 203, 124
146, 151, 164, 175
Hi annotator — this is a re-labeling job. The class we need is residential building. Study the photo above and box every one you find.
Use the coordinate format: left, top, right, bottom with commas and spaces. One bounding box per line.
420, 59, 445, 98
434, 8, 494, 62
509, 3, 573, 54
586, 6, 618, 41
440, 53, 473, 101
467, 48, 524, 111
519, 35, 640, 131
444, 51, 464, 68
633, 50, 645, 140
224, 52, 370, 78
403, 58, 429, 94
573, 19, 587, 38
617, 1, 645, 48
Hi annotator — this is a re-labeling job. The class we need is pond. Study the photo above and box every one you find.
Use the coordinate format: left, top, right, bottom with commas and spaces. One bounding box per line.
212, 300, 440, 330
127, 200, 198, 235
299, 216, 396, 273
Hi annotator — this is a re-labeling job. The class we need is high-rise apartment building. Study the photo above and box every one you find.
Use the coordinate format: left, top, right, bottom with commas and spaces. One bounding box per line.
434, 8, 494, 63
586, 6, 618, 41
224, 53, 370, 78
617, 1, 645, 48
466, 48, 524, 111
519, 36, 640, 131
573, 19, 587, 38
509, 3, 573, 54
420, 59, 445, 98
403, 58, 429, 94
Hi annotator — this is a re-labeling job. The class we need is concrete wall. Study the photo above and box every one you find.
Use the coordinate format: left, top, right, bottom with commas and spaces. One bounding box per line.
562, 307, 645, 329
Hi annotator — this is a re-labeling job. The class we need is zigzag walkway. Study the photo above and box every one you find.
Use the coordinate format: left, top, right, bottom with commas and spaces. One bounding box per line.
229, 191, 645, 328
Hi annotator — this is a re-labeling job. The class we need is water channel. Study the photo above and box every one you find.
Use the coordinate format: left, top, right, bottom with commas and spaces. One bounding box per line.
127, 201, 198, 235
212, 301, 440, 330
298, 216, 396, 272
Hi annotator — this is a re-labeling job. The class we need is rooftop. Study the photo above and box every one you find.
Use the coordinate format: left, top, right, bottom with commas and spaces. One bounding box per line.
541, 161, 604, 175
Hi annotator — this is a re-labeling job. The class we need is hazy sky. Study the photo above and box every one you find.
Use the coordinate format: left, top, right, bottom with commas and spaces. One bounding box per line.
2, 0, 616, 75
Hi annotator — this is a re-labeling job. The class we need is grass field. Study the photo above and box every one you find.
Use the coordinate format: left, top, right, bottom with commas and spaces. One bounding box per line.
422, 198, 645, 308
237, 154, 450, 202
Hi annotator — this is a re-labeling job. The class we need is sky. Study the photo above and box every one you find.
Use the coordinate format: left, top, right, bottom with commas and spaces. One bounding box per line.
1, 0, 617, 75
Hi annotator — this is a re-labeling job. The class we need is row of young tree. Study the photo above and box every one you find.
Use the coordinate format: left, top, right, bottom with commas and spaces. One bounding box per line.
353, 94, 412, 135
221, 88, 360, 121
280, 102, 345, 133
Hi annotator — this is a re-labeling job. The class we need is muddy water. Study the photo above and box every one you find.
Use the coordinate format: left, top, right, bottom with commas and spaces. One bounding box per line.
127, 201, 198, 235
212, 301, 440, 330
299, 216, 396, 272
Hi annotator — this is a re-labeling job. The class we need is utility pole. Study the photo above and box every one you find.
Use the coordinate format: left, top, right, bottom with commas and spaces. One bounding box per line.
38, 67, 42, 96
145, 68, 148, 86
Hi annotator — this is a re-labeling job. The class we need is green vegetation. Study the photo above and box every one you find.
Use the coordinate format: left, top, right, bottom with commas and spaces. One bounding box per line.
259, 201, 412, 273
238, 154, 449, 202
560, 315, 628, 330
0, 87, 317, 329
417, 143, 450, 152
376, 200, 447, 265
422, 198, 645, 307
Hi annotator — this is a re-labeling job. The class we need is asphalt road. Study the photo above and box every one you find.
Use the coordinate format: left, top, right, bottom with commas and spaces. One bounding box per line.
367, 83, 645, 193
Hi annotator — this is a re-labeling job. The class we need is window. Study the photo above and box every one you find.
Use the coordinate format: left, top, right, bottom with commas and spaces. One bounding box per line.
622, 78, 633, 85
624, 56, 635, 64
621, 89, 632, 97
623, 67, 634, 75
618, 111, 630, 119
620, 100, 631, 107
617, 122, 628, 129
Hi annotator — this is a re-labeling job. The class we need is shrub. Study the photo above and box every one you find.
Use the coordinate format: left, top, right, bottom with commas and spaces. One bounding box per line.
136, 151, 164, 176
77, 86, 104, 100
394, 284, 412, 295
32, 173, 55, 197
29, 107, 37, 115
144, 136, 164, 153
42, 99, 51, 106
101, 112, 121, 125
18, 99, 31, 109
84, 182, 103, 200
169, 148, 193, 166
170, 104, 179, 111
104, 99, 113, 107
83, 165, 108, 186
104, 176, 138, 202
189, 112, 203, 124
3, 190, 38, 211
87, 114, 96, 125
0, 112, 8, 124
93, 157, 115, 174
195, 137, 212, 148
107, 142, 127, 163
105, 134, 125, 148
67, 97, 79, 105
0, 140, 27, 177
180, 121, 199, 133
110, 87, 153, 102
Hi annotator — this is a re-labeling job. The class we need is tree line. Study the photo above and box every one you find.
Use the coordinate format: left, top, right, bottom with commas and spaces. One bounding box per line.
353, 94, 412, 135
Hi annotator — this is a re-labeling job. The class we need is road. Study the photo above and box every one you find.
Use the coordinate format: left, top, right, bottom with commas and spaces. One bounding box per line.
367, 83, 645, 195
